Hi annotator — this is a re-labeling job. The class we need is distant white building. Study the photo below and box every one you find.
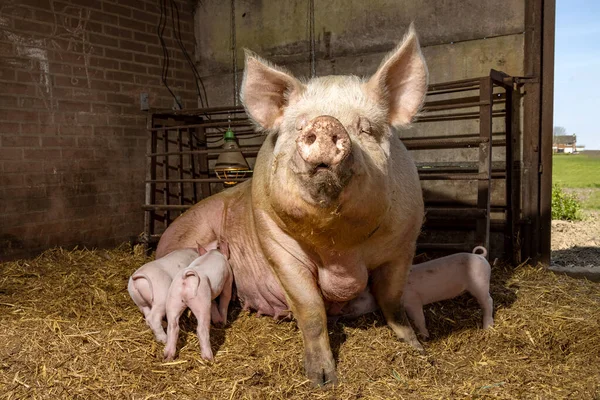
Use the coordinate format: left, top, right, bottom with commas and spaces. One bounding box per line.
552, 134, 577, 154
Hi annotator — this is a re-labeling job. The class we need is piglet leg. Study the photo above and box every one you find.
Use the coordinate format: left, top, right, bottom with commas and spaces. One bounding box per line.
185, 278, 214, 360
216, 273, 233, 325
163, 288, 188, 360
404, 301, 430, 339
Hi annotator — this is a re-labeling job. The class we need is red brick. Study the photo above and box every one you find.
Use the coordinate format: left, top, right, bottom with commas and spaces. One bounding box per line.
88, 55, 119, 69
133, 53, 159, 65
119, 61, 145, 73
105, 70, 134, 83
58, 100, 91, 113
94, 126, 123, 136
4, 160, 44, 174
91, 103, 122, 114
73, 88, 106, 102
18, 97, 48, 109
104, 47, 133, 61
59, 124, 93, 135
1, 134, 40, 147
103, 2, 132, 17
89, 79, 120, 92
41, 136, 77, 147
106, 92, 133, 104
24, 148, 62, 160
103, 24, 133, 39
107, 114, 142, 127
0, 41, 15, 57
132, 9, 158, 25
119, 39, 146, 53
0, 173, 25, 187
54, 75, 89, 89
0, 81, 37, 96
0, 96, 18, 108
0, 148, 23, 161
0, 67, 16, 80
13, 18, 54, 36
61, 148, 94, 160
20, 124, 57, 135
89, 10, 119, 25
88, 32, 119, 47
117, 16, 146, 33
75, 112, 108, 125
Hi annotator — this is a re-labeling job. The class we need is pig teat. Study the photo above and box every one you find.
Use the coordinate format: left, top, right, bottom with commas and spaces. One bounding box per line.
295, 115, 351, 169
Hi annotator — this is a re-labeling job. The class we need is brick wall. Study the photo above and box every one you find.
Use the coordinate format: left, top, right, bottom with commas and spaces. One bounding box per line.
0, 0, 198, 260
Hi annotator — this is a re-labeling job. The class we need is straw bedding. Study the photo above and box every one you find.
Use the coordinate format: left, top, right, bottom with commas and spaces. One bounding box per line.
1, 245, 599, 399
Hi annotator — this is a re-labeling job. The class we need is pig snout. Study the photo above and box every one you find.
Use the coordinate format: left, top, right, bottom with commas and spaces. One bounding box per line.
295, 116, 351, 170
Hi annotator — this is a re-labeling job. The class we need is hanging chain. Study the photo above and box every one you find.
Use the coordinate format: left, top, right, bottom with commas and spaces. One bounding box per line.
231, 0, 238, 106
309, 0, 316, 78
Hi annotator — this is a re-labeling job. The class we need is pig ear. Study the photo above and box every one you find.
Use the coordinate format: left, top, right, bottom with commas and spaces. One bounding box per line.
196, 242, 208, 256
366, 24, 428, 127
241, 50, 305, 130
218, 240, 230, 259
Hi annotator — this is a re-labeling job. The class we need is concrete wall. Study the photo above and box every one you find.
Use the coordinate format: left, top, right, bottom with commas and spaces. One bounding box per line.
195, 0, 525, 104
0, 0, 198, 260
193, 0, 527, 256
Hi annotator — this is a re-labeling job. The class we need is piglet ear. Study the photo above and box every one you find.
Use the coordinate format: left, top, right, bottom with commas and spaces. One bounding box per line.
196, 242, 208, 256
241, 50, 305, 130
218, 240, 230, 260
366, 24, 428, 127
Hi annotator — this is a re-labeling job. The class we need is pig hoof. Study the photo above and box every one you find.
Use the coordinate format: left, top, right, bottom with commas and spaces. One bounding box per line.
163, 352, 175, 361
304, 354, 337, 388
201, 352, 214, 361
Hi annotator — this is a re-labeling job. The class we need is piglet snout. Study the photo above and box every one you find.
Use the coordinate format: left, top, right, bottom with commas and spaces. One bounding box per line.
295, 115, 351, 169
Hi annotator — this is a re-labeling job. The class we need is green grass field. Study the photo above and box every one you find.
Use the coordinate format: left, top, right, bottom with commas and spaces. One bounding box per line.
553, 151, 600, 209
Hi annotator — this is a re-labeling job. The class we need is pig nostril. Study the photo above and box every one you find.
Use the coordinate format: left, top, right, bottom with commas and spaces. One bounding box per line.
331, 134, 338, 144
305, 133, 317, 145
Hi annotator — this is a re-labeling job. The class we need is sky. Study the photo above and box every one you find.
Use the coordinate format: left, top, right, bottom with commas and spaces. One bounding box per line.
554, 0, 600, 149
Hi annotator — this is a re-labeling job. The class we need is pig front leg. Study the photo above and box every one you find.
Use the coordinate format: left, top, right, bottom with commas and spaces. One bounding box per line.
277, 262, 337, 387
371, 254, 424, 352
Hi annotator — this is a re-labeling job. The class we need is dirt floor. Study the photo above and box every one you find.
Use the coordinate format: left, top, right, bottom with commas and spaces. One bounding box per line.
550, 210, 600, 283
1, 243, 599, 399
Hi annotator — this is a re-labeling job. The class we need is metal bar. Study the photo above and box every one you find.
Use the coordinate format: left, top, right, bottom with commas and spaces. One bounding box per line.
162, 128, 171, 226
147, 178, 248, 184
539, 0, 556, 266
510, 88, 523, 265
197, 126, 212, 199
188, 128, 198, 204
428, 77, 481, 91
426, 208, 487, 218
418, 173, 504, 181
504, 84, 514, 264
416, 243, 477, 253
422, 93, 506, 112
149, 105, 246, 116
143, 114, 156, 251
177, 128, 184, 207
522, 0, 543, 264
475, 76, 493, 251
403, 137, 507, 150
414, 109, 506, 123
149, 119, 252, 132
149, 146, 262, 157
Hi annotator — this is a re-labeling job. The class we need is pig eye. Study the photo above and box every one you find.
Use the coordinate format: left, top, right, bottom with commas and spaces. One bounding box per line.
357, 117, 372, 135
296, 115, 308, 131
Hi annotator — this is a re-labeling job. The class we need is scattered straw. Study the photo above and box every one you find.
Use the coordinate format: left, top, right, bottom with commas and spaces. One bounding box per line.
0, 245, 599, 399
